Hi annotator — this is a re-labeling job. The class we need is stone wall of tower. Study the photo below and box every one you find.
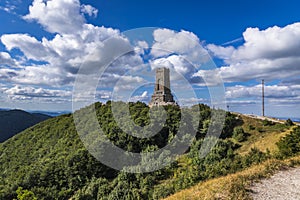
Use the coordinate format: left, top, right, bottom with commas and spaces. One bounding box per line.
155, 68, 170, 94
149, 67, 175, 107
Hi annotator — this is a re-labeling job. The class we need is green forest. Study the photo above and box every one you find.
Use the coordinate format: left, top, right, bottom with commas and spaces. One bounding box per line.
0, 101, 299, 200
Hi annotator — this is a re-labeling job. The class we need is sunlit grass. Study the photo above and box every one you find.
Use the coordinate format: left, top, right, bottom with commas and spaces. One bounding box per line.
236, 115, 292, 155
164, 155, 300, 200
164, 115, 299, 200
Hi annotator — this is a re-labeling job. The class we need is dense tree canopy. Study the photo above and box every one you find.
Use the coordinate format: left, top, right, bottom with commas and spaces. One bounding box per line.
0, 101, 287, 199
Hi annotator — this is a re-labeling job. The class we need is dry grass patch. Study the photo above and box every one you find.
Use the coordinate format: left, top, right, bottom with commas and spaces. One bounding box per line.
164, 155, 300, 200
236, 115, 293, 155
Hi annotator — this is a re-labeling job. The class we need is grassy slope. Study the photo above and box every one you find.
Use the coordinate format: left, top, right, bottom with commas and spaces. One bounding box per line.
236, 115, 293, 155
164, 155, 300, 200
164, 115, 298, 200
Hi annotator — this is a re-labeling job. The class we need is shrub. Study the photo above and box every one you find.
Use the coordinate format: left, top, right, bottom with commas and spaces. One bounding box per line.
242, 148, 268, 167
256, 127, 265, 133
248, 125, 255, 130
262, 119, 274, 126
232, 127, 247, 142
277, 127, 300, 158
16, 187, 38, 200
285, 118, 294, 126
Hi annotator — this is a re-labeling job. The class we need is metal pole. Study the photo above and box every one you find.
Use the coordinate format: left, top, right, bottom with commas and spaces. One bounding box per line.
262, 79, 265, 117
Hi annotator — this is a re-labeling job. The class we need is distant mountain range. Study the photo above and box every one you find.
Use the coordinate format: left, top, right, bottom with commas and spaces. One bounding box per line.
29, 110, 71, 117
0, 109, 52, 142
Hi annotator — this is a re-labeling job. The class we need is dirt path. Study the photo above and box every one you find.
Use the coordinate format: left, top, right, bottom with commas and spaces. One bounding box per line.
251, 167, 300, 200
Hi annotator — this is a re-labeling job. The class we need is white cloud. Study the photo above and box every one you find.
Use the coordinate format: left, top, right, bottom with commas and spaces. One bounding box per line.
23, 0, 85, 34
113, 74, 146, 92
96, 90, 112, 100
81, 4, 98, 17
178, 97, 207, 106
152, 29, 200, 56
4, 85, 72, 102
12, 65, 73, 86
0, 0, 19, 14
149, 55, 202, 85
149, 29, 215, 87
0, 0, 142, 88
151, 55, 190, 74
0, 5, 16, 14
226, 84, 299, 99
232, 24, 300, 61
137, 41, 149, 49
0, 52, 17, 67
205, 22, 300, 83
134, 40, 149, 55
129, 91, 149, 102
151, 29, 208, 65
207, 44, 235, 61
1, 34, 57, 61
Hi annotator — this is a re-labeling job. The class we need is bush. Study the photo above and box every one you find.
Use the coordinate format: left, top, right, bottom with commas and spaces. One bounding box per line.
262, 119, 274, 126
232, 127, 247, 142
256, 127, 265, 133
248, 125, 255, 130
152, 183, 174, 200
16, 187, 38, 200
242, 148, 268, 167
277, 127, 300, 158
285, 118, 294, 126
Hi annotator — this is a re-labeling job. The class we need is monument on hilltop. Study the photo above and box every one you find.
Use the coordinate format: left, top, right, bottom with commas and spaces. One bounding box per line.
149, 67, 176, 107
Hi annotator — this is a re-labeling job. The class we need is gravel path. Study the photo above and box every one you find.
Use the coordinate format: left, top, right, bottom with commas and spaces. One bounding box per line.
251, 167, 300, 200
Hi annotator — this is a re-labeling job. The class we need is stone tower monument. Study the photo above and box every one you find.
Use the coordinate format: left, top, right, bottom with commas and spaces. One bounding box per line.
149, 67, 175, 107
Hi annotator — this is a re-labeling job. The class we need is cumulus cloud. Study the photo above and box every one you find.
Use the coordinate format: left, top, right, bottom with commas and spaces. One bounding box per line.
225, 82, 300, 115
0, 0, 143, 89
4, 85, 72, 101
151, 55, 190, 74
206, 45, 235, 61
232, 24, 300, 61
1, 34, 58, 61
81, 4, 98, 17
151, 29, 208, 64
178, 97, 207, 106
149, 54, 204, 85
134, 40, 149, 55
5, 0, 299, 112
226, 84, 299, 99
96, 90, 112, 100
0, 52, 17, 67
204, 23, 300, 83
149, 29, 217, 88
113, 75, 146, 92
23, 0, 85, 34
151, 29, 200, 56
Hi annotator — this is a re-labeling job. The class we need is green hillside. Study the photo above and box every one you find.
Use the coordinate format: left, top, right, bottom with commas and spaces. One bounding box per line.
0, 102, 298, 200
0, 109, 51, 142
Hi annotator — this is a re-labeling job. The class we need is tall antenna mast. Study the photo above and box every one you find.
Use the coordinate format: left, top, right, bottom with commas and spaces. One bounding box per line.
262, 79, 265, 117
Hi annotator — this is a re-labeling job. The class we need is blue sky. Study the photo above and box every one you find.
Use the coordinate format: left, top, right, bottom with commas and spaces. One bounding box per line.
1, 0, 300, 118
